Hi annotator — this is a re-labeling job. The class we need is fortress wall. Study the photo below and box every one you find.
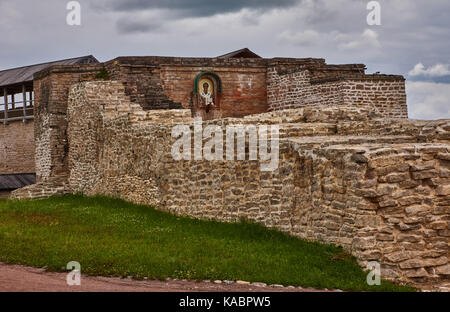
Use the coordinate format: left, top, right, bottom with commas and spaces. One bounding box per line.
290, 142, 449, 285
160, 65, 268, 118
267, 66, 408, 119
0, 120, 35, 174
54, 81, 449, 288
104, 61, 184, 110
66, 82, 298, 230
104, 57, 268, 118
104, 59, 268, 118
341, 77, 407, 118
266, 67, 347, 111
66, 81, 193, 207
32, 64, 105, 182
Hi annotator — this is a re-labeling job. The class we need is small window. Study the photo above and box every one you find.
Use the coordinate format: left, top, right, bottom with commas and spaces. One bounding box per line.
15, 93, 24, 109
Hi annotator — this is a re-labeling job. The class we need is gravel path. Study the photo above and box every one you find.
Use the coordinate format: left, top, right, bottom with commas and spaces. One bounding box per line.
0, 263, 337, 292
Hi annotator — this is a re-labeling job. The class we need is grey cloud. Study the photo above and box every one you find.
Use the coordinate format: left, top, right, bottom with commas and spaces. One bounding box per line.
107, 0, 300, 17
408, 76, 450, 84
1, 0, 450, 120
116, 18, 162, 34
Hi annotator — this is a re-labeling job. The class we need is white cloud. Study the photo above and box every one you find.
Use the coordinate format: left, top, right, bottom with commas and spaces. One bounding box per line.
406, 81, 450, 120
336, 29, 380, 50
408, 63, 450, 77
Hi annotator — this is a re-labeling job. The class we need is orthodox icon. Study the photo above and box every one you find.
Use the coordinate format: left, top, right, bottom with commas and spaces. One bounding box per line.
198, 78, 215, 113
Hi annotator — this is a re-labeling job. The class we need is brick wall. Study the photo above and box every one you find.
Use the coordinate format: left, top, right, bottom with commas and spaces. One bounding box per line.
267, 68, 344, 111
267, 65, 407, 118
104, 61, 183, 110
0, 120, 35, 174
341, 77, 407, 118
104, 57, 268, 119
160, 65, 267, 119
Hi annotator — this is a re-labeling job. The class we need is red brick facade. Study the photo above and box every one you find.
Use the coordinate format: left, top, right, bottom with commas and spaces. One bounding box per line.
0, 120, 35, 174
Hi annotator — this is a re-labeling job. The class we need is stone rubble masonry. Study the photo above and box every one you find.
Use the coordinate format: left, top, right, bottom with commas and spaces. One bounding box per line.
1, 56, 408, 185
12, 81, 449, 289
32, 64, 104, 182
7, 54, 448, 290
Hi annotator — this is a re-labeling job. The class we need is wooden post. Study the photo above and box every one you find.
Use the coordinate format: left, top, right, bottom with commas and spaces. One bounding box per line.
22, 84, 27, 122
3, 88, 8, 125
11, 90, 15, 110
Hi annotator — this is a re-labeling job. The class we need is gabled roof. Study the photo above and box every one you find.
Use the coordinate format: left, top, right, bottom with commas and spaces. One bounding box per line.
217, 48, 262, 59
0, 55, 98, 88
0, 174, 36, 190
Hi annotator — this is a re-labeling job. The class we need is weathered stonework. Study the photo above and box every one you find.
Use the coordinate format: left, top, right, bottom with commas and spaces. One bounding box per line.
32, 64, 105, 182
267, 65, 407, 118
8, 53, 448, 290
14, 80, 448, 289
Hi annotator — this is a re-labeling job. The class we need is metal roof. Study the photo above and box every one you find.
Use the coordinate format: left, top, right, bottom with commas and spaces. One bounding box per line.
217, 48, 262, 59
0, 55, 98, 88
0, 173, 36, 190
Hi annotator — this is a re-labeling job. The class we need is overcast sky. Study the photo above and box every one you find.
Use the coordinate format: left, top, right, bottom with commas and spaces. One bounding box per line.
0, 0, 449, 119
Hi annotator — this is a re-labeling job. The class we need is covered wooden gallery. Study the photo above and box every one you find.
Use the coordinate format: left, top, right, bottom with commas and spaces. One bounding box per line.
0, 55, 98, 196
0, 55, 98, 124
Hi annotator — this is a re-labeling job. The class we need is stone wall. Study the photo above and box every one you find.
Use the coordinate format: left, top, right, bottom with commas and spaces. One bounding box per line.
267, 67, 342, 111
267, 65, 408, 118
33, 64, 105, 182
290, 141, 449, 284
4, 55, 410, 183
8, 53, 442, 289
51, 81, 448, 288
0, 120, 35, 174
340, 77, 407, 118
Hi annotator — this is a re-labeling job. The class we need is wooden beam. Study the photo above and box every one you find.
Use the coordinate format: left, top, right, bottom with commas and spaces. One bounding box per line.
3, 88, 8, 125
11, 90, 15, 110
22, 84, 27, 122
29, 91, 33, 107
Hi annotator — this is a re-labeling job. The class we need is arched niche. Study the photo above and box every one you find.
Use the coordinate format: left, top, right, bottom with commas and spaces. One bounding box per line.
193, 72, 222, 115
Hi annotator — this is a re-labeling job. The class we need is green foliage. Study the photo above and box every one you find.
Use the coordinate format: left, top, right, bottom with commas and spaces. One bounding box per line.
95, 68, 110, 80
0, 195, 414, 292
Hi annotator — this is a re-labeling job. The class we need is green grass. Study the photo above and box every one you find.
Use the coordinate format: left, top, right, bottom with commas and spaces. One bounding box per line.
0, 195, 414, 292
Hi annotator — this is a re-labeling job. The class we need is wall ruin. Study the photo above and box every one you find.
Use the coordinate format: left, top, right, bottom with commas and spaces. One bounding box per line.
267, 65, 407, 118
13, 81, 448, 289
8, 53, 448, 290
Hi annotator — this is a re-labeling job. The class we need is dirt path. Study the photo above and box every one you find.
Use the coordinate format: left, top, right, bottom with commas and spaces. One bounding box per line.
0, 263, 337, 292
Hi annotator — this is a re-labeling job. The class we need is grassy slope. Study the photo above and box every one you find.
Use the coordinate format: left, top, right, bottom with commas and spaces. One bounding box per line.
0, 195, 414, 291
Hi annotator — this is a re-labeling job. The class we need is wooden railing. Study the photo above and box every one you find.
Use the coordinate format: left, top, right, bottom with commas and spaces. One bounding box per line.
0, 85, 34, 124
0, 107, 34, 123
